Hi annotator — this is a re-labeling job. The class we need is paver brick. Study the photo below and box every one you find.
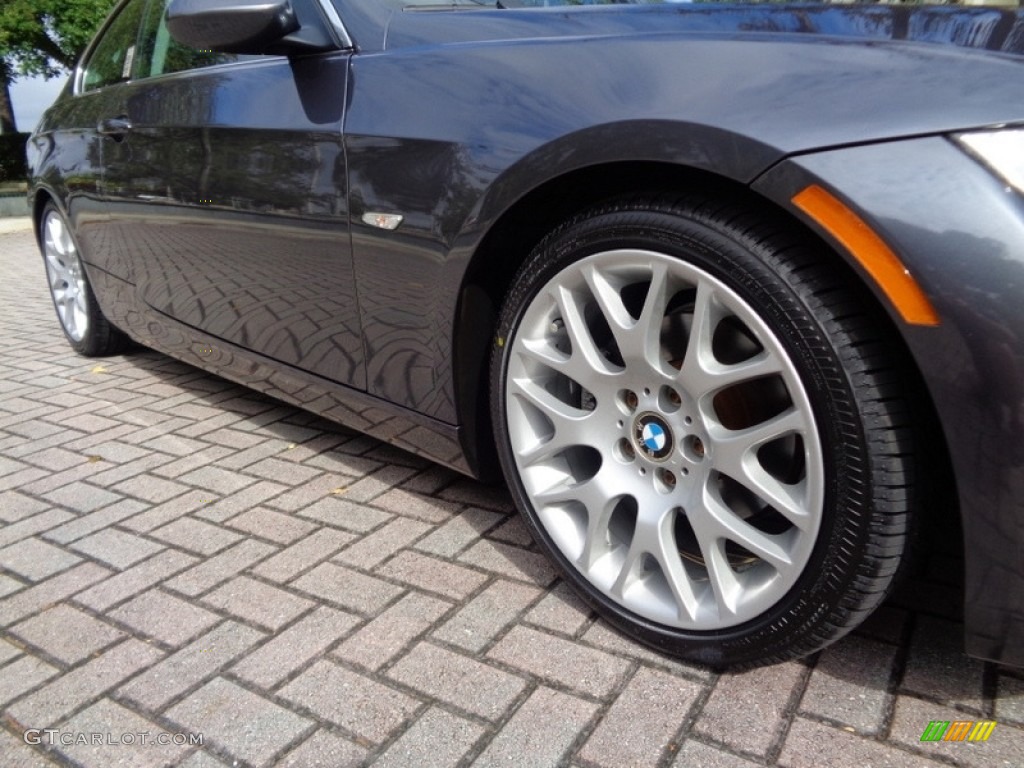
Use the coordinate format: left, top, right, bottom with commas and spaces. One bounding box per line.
243, 457, 324, 486
459, 540, 557, 586
778, 716, 947, 768
56, 698, 192, 768
333, 591, 451, 671
232, 605, 359, 688
0, 466, 50, 494
334, 517, 430, 569
165, 539, 277, 597
0, 490, 50, 522
388, 642, 527, 721
294, 496, 392, 531
372, 486, 458, 521
900, 615, 986, 711
88, 454, 177, 488
9, 639, 163, 728
525, 580, 592, 636
202, 575, 314, 631
152, 445, 238, 479
277, 730, 368, 767
152, 517, 243, 555
488, 625, 632, 699
696, 662, 806, 757
0, 537, 81, 581
377, 550, 488, 600
0, 727, 61, 768
120, 490, 212, 532
0, 655, 59, 708
580, 621, 709, 678
0, 509, 75, 548
889, 695, 1024, 767
0, 562, 111, 626
117, 622, 264, 712
432, 579, 540, 653
11, 604, 124, 664
278, 660, 420, 744
413, 507, 503, 558
291, 562, 402, 615
74, 549, 197, 612
474, 686, 598, 768
166, 677, 313, 768
800, 634, 896, 734
487, 515, 534, 547
20, 446, 85, 472
43, 498, 147, 543
194, 480, 290, 523
177, 465, 257, 495
580, 667, 699, 767
672, 741, 764, 768
372, 707, 484, 768
0, 636, 21, 664
251, 528, 354, 583
996, 674, 1024, 725
109, 588, 221, 646
70, 528, 165, 569
41, 483, 123, 513
225, 507, 317, 544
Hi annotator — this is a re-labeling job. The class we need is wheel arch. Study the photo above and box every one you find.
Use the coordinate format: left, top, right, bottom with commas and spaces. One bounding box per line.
30, 186, 58, 242
452, 161, 956, 558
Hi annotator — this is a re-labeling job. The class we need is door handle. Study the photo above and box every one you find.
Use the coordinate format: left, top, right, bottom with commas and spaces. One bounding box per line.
97, 116, 133, 140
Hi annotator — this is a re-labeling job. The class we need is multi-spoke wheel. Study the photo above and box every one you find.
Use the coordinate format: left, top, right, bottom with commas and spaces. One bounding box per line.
40, 203, 127, 356
492, 196, 915, 668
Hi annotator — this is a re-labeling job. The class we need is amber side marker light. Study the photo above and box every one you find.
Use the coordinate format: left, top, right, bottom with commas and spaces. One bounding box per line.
792, 185, 940, 327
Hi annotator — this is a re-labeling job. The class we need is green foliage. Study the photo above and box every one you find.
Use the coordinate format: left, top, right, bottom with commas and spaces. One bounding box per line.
0, 132, 29, 181
0, 0, 117, 77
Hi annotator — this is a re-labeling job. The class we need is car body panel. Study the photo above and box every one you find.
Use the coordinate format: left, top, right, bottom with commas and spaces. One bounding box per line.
94, 53, 363, 388
343, 9, 1024, 419
753, 138, 1024, 666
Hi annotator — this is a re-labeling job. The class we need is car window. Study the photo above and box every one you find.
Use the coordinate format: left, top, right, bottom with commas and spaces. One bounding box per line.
81, 0, 149, 92
136, 0, 248, 78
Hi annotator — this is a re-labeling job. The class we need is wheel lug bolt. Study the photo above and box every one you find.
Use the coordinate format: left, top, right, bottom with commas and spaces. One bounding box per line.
662, 470, 676, 488
668, 389, 681, 405
691, 437, 705, 458
625, 391, 638, 410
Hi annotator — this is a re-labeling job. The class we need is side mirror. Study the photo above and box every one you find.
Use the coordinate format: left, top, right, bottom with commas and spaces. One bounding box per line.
166, 0, 335, 55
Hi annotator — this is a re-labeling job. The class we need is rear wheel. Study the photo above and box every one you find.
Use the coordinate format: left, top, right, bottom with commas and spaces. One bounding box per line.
491, 195, 914, 668
40, 202, 128, 357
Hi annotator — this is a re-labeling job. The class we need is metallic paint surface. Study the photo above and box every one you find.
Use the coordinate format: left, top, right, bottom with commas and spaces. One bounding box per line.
754, 138, 1024, 666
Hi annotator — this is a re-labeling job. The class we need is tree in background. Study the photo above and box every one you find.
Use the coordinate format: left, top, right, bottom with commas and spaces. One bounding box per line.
0, 0, 116, 132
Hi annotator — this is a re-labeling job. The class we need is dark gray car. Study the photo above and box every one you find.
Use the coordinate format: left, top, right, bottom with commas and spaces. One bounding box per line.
27, 0, 1024, 668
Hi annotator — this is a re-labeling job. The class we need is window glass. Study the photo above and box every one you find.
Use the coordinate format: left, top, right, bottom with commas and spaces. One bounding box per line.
82, 0, 148, 91
136, 0, 248, 79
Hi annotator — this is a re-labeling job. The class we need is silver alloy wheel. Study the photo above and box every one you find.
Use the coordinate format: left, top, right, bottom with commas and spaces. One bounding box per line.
505, 248, 824, 630
42, 210, 89, 343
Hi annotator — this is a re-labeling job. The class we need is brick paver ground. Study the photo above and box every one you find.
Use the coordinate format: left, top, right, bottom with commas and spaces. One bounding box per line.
2, 220, 1023, 767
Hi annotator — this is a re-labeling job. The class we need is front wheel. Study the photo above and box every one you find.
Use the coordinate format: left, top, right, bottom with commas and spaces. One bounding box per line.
491, 195, 915, 668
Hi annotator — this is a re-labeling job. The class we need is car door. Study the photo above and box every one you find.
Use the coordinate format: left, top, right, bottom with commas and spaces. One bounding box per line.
93, 0, 362, 388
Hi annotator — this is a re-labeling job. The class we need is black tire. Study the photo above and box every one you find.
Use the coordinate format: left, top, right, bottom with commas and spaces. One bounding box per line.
491, 194, 915, 668
39, 202, 129, 357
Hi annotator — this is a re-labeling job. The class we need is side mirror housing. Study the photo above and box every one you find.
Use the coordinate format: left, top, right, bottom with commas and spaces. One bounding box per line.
166, 0, 336, 55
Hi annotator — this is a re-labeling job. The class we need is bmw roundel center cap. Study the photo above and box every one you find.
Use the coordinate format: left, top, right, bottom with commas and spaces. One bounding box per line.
634, 413, 674, 462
